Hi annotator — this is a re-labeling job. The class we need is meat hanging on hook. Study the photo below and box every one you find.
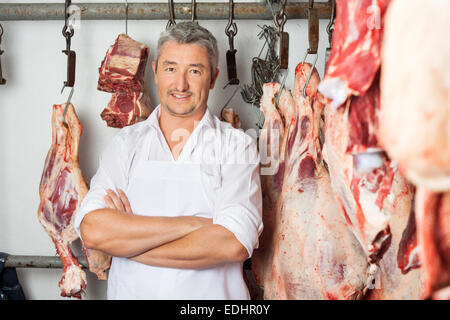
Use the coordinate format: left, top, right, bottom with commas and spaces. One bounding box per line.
61, 0, 77, 126
0, 23, 6, 85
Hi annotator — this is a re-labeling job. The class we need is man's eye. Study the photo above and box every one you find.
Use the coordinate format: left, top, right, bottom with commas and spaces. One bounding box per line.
165, 67, 175, 72
190, 69, 201, 75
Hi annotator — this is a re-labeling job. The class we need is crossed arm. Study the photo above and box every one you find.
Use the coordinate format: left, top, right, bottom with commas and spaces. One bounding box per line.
80, 189, 249, 269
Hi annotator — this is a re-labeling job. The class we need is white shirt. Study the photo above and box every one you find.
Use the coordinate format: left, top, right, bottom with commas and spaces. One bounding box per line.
74, 105, 263, 299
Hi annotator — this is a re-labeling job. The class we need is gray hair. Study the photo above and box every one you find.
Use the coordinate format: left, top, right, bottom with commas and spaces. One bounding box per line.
155, 22, 219, 79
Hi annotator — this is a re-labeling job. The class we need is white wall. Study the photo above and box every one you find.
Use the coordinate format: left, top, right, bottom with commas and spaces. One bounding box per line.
0, 0, 330, 299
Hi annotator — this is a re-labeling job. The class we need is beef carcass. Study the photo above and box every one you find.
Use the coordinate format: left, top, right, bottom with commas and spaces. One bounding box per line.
379, 0, 450, 191
415, 190, 450, 299
318, 0, 391, 109
98, 34, 153, 128
98, 34, 149, 95
100, 91, 153, 128
38, 103, 111, 298
252, 63, 369, 300
379, 0, 450, 299
322, 76, 424, 299
322, 77, 395, 265
319, 0, 424, 299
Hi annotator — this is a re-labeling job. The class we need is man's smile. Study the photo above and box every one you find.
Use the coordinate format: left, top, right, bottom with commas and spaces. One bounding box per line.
170, 91, 192, 101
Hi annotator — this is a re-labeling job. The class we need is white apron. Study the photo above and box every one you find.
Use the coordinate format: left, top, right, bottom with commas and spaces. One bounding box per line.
106, 129, 250, 300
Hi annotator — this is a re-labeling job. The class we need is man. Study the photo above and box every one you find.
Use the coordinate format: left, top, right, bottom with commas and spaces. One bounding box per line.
74, 22, 263, 300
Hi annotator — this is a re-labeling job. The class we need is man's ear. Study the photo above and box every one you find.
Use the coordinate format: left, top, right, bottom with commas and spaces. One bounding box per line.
209, 68, 220, 90
152, 61, 158, 85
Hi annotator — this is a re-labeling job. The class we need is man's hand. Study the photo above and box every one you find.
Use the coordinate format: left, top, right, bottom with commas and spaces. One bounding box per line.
104, 189, 132, 214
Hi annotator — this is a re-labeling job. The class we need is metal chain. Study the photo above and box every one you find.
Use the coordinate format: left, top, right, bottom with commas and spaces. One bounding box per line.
0, 23, 5, 85
62, 0, 74, 41
273, 0, 287, 32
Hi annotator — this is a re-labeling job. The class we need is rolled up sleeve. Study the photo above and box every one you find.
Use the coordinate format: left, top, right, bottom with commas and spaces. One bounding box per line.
213, 135, 263, 258
74, 133, 128, 241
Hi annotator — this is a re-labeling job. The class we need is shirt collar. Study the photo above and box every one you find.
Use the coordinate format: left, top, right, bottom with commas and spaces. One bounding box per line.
144, 104, 217, 161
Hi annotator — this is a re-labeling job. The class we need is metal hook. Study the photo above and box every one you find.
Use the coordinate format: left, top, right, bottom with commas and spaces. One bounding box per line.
191, 0, 196, 22
220, 85, 240, 116
225, 0, 239, 85
61, 0, 76, 93
166, 0, 176, 30
61, 86, 74, 126
275, 68, 288, 109
240, 25, 281, 106
326, 0, 336, 45
0, 23, 6, 85
272, 0, 288, 70
301, 0, 319, 98
301, 53, 318, 98
125, 0, 128, 35
325, 0, 336, 70
306, 0, 319, 55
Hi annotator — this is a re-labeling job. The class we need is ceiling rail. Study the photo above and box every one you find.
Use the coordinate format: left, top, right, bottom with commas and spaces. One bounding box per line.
0, 2, 332, 21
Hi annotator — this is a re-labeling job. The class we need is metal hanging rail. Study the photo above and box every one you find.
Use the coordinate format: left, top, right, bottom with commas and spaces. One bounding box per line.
4, 255, 253, 270
0, 2, 332, 21
4, 255, 88, 269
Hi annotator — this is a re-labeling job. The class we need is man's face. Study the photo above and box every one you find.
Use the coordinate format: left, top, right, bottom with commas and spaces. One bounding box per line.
152, 41, 219, 118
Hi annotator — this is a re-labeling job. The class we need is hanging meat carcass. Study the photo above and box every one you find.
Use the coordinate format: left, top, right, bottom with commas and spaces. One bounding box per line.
37, 103, 111, 298
379, 0, 450, 299
98, 34, 149, 94
100, 91, 153, 129
98, 34, 152, 128
318, 0, 424, 299
252, 63, 369, 300
318, 0, 390, 108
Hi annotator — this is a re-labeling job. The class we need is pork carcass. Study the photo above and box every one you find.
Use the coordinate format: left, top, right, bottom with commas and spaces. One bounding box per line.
252, 63, 368, 300
100, 91, 153, 128
38, 103, 111, 298
98, 34, 149, 95
380, 0, 450, 299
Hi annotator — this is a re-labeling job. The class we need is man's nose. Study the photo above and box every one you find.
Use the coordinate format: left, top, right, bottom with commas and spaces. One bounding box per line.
174, 71, 189, 92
